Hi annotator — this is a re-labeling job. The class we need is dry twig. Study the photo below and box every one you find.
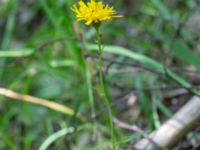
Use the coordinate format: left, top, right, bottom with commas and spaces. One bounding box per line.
113, 118, 166, 150
133, 96, 200, 150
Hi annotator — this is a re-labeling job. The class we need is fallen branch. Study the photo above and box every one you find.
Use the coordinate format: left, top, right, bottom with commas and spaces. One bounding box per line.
113, 118, 165, 150
133, 96, 200, 150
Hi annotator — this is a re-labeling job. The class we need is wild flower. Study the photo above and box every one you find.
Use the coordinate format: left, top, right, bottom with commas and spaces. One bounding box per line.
72, 0, 122, 25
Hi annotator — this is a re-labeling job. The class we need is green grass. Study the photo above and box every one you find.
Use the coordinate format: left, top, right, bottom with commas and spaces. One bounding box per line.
0, 0, 200, 149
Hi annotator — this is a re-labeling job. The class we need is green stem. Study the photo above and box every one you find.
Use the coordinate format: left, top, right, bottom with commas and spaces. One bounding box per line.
79, 33, 96, 119
95, 27, 115, 149
79, 33, 97, 139
0, 0, 18, 81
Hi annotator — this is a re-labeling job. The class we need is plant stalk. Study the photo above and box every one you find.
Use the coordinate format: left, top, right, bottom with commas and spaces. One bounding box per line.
95, 26, 115, 149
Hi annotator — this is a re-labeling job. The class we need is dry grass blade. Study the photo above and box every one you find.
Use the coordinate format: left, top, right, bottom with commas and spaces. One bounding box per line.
0, 87, 84, 120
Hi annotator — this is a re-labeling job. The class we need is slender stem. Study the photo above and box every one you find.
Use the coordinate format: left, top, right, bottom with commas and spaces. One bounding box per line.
95, 27, 115, 149
79, 33, 97, 139
79, 33, 96, 120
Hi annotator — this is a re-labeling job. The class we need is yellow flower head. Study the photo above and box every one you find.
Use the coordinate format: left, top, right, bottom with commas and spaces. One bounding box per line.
72, 0, 122, 26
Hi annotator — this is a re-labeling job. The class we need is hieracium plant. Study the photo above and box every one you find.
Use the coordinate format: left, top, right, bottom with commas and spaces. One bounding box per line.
72, 0, 122, 149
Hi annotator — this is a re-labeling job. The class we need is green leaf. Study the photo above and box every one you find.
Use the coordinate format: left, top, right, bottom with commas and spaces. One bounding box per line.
172, 41, 200, 70
87, 44, 165, 73
156, 100, 173, 117
49, 60, 75, 67
86, 44, 200, 96
0, 48, 34, 57
152, 0, 172, 20
39, 127, 74, 150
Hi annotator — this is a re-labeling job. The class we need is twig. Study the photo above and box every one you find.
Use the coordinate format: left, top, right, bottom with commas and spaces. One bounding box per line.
133, 96, 200, 150
113, 118, 166, 150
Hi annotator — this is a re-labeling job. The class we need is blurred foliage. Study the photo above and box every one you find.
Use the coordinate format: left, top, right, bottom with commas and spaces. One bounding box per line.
0, 0, 200, 149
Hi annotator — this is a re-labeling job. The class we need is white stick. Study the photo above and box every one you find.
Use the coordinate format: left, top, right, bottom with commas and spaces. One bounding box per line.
133, 96, 200, 150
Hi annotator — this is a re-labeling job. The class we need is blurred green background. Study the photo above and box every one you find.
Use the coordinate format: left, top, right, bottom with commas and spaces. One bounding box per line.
0, 0, 200, 149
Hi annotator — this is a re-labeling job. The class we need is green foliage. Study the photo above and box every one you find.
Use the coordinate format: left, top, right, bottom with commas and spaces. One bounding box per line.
0, 0, 199, 149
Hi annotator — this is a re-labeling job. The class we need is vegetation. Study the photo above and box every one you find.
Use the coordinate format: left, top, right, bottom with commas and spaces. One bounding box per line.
0, 0, 200, 149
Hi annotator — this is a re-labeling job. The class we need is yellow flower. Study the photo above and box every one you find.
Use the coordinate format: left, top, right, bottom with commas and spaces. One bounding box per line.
72, 0, 122, 26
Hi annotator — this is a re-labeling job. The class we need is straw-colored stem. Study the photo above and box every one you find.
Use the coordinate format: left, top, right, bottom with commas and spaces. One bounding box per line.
0, 87, 85, 121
